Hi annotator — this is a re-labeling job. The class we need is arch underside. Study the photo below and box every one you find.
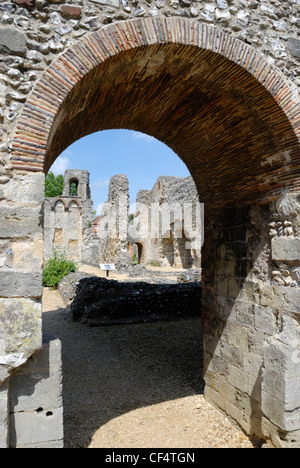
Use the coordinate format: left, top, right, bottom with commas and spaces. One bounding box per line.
11, 18, 300, 211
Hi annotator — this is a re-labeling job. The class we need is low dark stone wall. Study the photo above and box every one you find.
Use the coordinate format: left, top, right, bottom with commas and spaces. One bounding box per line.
71, 277, 202, 326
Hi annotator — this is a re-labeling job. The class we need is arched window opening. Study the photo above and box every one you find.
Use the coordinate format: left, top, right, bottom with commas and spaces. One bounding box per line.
70, 179, 79, 197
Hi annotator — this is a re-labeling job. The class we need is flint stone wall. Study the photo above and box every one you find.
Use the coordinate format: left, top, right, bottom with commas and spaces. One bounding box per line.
131, 175, 202, 269
71, 276, 202, 325
0, 0, 299, 171
44, 169, 97, 264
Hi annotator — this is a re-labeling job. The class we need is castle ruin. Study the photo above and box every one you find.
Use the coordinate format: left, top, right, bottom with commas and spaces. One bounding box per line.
44, 170, 202, 271
44, 169, 98, 264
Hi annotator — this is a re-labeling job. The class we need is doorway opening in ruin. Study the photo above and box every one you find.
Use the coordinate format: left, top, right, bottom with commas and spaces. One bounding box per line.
134, 242, 144, 264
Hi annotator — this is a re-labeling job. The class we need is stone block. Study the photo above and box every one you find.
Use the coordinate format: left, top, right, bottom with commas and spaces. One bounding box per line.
0, 381, 9, 448
254, 306, 276, 335
244, 352, 264, 379
223, 323, 248, 352
4, 173, 45, 206
248, 372, 262, 403
11, 238, 43, 271
0, 207, 42, 239
217, 277, 227, 296
0, 241, 12, 270
90, 0, 120, 8
262, 390, 300, 432
204, 384, 227, 415
235, 301, 255, 329
0, 29, 26, 56
288, 38, 300, 59
10, 407, 63, 448
9, 337, 63, 448
220, 342, 244, 368
224, 400, 244, 429
203, 333, 222, 357
262, 417, 300, 449
11, 0, 35, 9
275, 314, 300, 346
248, 329, 267, 356
237, 280, 261, 304
263, 338, 300, 376
227, 365, 247, 392
59, 5, 82, 19
272, 237, 300, 262
204, 353, 229, 377
261, 285, 300, 317
263, 369, 300, 409
9, 337, 62, 412
0, 271, 42, 297
227, 277, 240, 299
0, 298, 42, 359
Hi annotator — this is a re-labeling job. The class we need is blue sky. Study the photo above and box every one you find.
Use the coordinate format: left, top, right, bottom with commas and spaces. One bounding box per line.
50, 129, 190, 215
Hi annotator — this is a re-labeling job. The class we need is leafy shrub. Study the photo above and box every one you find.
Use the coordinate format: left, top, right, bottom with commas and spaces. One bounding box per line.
43, 251, 77, 289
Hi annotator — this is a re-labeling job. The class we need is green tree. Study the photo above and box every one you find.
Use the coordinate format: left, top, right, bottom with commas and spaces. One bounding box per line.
45, 172, 64, 197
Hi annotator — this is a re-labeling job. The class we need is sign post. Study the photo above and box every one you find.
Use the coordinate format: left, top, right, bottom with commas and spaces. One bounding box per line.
100, 264, 115, 278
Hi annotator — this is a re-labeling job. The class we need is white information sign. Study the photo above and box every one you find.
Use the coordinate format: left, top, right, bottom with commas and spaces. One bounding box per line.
100, 264, 115, 271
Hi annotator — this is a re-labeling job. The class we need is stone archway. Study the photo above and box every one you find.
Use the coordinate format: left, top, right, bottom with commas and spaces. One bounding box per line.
2, 17, 300, 447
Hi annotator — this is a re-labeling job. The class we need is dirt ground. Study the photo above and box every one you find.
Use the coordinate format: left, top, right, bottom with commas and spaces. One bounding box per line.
42, 265, 254, 449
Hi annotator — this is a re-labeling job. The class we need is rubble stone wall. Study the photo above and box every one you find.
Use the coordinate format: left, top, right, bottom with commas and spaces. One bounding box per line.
98, 174, 131, 268
44, 169, 96, 263
131, 175, 202, 269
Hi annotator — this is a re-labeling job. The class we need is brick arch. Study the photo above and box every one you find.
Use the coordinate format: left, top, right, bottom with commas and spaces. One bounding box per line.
11, 17, 300, 210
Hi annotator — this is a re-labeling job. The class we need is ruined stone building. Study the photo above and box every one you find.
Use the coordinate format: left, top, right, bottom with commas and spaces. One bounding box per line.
129, 176, 202, 269
44, 170, 202, 271
44, 169, 98, 264
96, 173, 131, 269
95, 173, 202, 269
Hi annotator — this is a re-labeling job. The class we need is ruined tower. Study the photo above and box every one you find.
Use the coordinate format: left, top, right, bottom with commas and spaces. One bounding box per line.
44, 169, 95, 264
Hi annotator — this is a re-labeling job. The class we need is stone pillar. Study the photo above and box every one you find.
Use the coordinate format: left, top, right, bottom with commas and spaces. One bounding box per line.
8, 335, 63, 448
260, 190, 300, 447
107, 174, 131, 270
202, 200, 300, 447
0, 381, 9, 448
262, 333, 300, 447
0, 172, 44, 437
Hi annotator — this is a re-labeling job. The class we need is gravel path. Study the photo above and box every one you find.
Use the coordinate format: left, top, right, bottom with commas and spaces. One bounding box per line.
42, 285, 254, 449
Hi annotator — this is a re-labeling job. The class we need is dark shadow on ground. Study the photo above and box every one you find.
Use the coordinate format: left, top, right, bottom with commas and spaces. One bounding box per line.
42, 307, 204, 448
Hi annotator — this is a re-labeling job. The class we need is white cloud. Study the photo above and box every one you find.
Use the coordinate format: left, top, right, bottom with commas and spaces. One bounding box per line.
50, 155, 71, 176
131, 131, 155, 143
91, 180, 110, 188
96, 203, 104, 215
